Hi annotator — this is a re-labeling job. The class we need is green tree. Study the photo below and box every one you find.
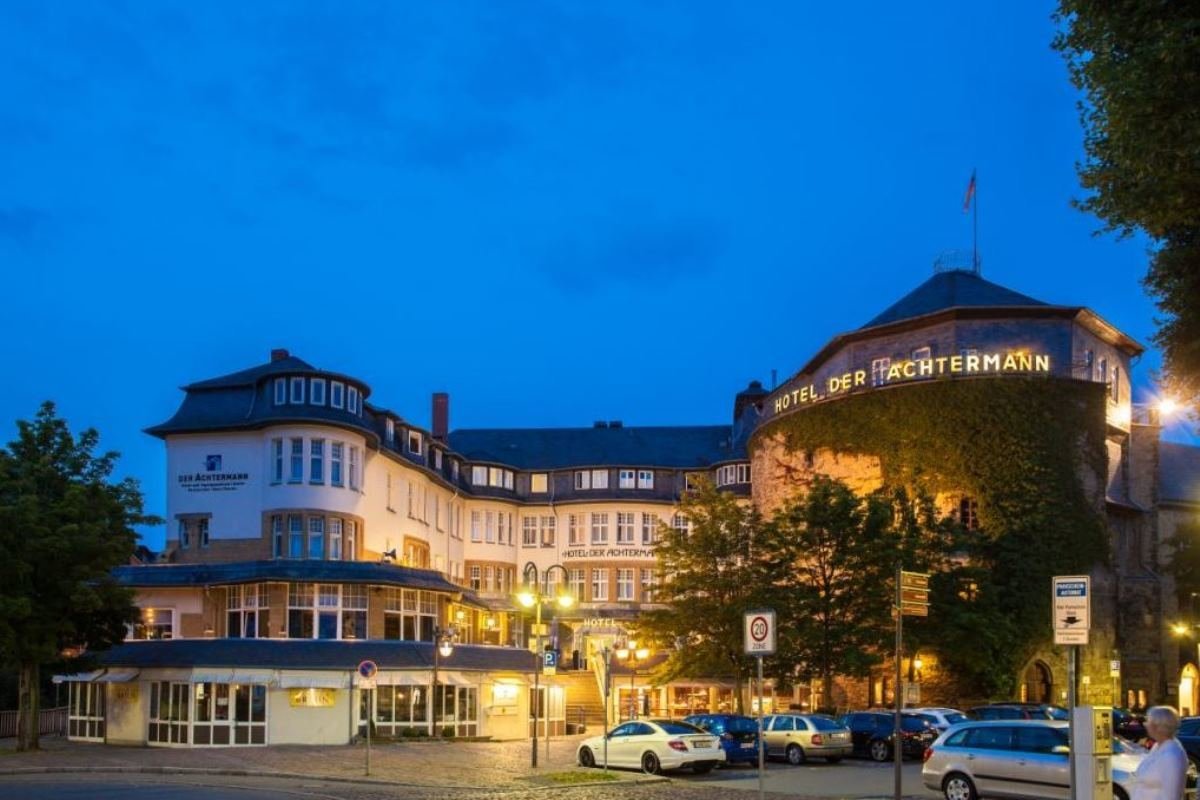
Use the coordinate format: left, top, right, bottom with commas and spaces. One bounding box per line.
1054, 3, 1200, 410
0, 402, 155, 750
640, 477, 787, 712
768, 478, 955, 710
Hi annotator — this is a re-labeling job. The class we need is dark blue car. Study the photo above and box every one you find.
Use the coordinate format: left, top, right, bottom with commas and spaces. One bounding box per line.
682, 714, 761, 766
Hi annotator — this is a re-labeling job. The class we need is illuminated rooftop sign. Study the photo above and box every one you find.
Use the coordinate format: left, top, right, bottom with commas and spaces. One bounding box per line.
773, 351, 1051, 414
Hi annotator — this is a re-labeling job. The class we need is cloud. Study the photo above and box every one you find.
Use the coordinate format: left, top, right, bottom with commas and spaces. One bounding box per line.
539, 217, 725, 292
0, 207, 52, 247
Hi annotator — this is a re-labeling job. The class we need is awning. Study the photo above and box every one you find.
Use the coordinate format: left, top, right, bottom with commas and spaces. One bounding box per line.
139, 668, 192, 682
190, 668, 276, 685
491, 677, 527, 686
377, 670, 432, 686
277, 671, 350, 690
437, 671, 477, 687
53, 668, 140, 683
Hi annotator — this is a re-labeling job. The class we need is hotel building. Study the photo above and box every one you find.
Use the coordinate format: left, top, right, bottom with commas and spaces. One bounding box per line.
65, 266, 1200, 746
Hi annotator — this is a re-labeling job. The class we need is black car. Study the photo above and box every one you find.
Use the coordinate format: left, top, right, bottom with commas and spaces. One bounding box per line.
837, 711, 936, 762
1112, 708, 1147, 742
968, 703, 1069, 721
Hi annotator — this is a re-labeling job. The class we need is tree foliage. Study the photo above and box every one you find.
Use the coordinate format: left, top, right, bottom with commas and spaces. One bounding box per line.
0, 402, 154, 749
1054, 2, 1200, 410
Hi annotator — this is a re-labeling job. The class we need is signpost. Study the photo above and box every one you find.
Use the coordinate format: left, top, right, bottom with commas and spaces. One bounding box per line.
1053, 575, 1091, 800
357, 660, 378, 776
543, 649, 557, 676
895, 569, 930, 800
745, 610, 776, 800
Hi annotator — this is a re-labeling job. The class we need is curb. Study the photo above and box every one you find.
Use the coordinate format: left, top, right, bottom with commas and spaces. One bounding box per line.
0, 765, 666, 791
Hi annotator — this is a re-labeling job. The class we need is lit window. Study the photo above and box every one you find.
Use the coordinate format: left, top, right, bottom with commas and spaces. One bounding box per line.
330, 381, 345, 409
310, 378, 326, 405
616, 512, 635, 543
617, 569, 634, 601
591, 569, 609, 601
619, 470, 635, 489
637, 470, 654, 489
274, 378, 286, 405
591, 513, 609, 544
289, 438, 303, 482
531, 473, 548, 493
469, 566, 481, 591
131, 608, 174, 640
574, 471, 591, 490
591, 469, 609, 490
309, 439, 324, 484
871, 357, 891, 387
345, 521, 356, 560
290, 377, 305, 404
569, 569, 585, 600
488, 467, 502, 487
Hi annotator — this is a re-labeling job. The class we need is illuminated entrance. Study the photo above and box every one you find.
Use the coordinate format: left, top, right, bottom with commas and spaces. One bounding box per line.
1180, 664, 1198, 716
1020, 661, 1053, 705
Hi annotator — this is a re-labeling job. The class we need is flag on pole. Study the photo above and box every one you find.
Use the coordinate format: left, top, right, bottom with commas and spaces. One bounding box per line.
962, 169, 977, 213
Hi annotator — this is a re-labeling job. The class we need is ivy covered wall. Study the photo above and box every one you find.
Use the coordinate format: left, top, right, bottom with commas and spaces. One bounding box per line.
749, 376, 1112, 697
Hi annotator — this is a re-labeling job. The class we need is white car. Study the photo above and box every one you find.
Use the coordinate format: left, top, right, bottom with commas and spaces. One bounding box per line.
577, 718, 726, 774
914, 707, 970, 733
922, 720, 1145, 800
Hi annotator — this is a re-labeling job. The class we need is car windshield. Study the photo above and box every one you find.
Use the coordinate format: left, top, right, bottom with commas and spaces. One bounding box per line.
902, 716, 932, 732
657, 721, 705, 735
1045, 706, 1069, 720
808, 716, 843, 731
726, 717, 759, 734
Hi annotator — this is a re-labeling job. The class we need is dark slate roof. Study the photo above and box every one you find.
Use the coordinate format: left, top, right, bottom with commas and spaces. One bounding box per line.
184, 355, 318, 390
447, 425, 741, 470
96, 638, 538, 673
860, 269, 1051, 330
1160, 441, 1200, 506
114, 560, 475, 599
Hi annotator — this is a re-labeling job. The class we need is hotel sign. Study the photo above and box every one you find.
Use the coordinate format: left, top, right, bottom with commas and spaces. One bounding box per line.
177, 454, 249, 494
774, 351, 1051, 414
563, 547, 655, 561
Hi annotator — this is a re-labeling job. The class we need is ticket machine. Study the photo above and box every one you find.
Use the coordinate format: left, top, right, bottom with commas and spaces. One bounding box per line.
1072, 705, 1114, 800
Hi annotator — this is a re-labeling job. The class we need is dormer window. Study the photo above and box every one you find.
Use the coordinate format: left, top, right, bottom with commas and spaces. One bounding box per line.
310, 378, 326, 406
347, 386, 360, 415
408, 432, 422, 455
290, 377, 305, 404
274, 378, 287, 406
433, 449, 443, 469
385, 419, 395, 446
330, 382, 345, 409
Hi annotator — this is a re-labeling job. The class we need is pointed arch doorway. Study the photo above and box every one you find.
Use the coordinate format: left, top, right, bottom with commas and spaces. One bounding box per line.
1020, 661, 1053, 705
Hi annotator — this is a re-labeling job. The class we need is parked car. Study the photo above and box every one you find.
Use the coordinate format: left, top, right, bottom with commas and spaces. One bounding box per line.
1178, 716, 1200, 770
839, 710, 937, 762
1112, 708, 1147, 742
576, 719, 725, 774
967, 702, 1069, 721
913, 707, 969, 733
682, 713, 761, 766
761, 713, 852, 764
922, 720, 1144, 800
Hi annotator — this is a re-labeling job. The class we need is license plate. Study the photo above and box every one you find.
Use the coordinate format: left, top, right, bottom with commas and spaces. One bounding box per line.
833, 733, 848, 740
693, 739, 713, 749
741, 742, 755, 749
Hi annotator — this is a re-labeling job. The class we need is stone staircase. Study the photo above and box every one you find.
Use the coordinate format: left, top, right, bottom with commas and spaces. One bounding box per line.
560, 670, 607, 732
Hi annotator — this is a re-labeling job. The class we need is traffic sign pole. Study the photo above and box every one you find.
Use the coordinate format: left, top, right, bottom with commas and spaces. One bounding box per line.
744, 609, 775, 800
894, 565, 903, 800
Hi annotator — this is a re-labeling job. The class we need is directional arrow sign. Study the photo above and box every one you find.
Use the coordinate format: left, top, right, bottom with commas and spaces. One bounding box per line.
1053, 575, 1090, 645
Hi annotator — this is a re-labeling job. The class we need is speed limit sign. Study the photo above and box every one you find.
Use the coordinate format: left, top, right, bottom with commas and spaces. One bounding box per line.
744, 609, 776, 655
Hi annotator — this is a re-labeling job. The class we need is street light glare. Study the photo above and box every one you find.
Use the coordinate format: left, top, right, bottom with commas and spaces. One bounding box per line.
1172, 622, 1189, 636
556, 593, 575, 609
1159, 397, 1180, 417
517, 590, 536, 608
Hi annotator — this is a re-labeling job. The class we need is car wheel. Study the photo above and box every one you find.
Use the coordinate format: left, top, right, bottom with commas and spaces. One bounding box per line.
642, 751, 661, 775
693, 761, 715, 774
786, 744, 806, 765
826, 756, 842, 764
869, 739, 891, 762
1113, 787, 1129, 800
942, 772, 978, 800
579, 747, 595, 768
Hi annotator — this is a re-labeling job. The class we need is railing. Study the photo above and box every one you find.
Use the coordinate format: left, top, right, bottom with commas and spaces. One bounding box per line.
0, 706, 68, 739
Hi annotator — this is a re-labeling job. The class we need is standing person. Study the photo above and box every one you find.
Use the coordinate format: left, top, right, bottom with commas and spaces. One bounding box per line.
1133, 706, 1188, 800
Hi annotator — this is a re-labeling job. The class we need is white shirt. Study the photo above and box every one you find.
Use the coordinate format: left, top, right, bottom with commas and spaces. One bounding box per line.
1132, 737, 1188, 800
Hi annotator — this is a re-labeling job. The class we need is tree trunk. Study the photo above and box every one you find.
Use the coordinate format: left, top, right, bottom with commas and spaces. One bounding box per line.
821, 666, 834, 713
17, 661, 41, 751
734, 665, 745, 714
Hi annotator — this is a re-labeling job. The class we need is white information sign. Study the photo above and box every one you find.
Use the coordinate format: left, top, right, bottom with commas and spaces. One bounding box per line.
1053, 575, 1091, 645
744, 609, 776, 656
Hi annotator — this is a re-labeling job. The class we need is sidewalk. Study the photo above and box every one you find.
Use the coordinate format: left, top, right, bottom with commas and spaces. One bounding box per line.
0, 734, 645, 790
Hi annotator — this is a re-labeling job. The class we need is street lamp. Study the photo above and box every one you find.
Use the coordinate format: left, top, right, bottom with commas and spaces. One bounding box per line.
614, 640, 651, 721
517, 561, 574, 767
430, 625, 456, 736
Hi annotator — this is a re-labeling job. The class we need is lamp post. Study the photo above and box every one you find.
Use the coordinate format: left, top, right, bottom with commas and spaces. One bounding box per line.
517, 561, 573, 768
614, 640, 650, 721
430, 625, 456, 736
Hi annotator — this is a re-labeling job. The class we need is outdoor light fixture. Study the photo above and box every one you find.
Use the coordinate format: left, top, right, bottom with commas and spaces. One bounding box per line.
517, 590, 536, 608
516, 560, 573, 768
438, 635, 454, 658
455, 609, 466, 622
380, 548, 397, 563
913, 654, 924, 671
484, 615, 496, 630
1173, 622, 1190, 637
556, 593, 575, 609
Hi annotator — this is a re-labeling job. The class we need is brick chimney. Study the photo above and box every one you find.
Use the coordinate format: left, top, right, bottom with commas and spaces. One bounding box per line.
432, 392, 449, 440
270, 348, 290, 362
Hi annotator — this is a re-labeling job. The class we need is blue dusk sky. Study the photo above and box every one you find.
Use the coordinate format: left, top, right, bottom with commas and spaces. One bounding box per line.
0, 1, 1193, 549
